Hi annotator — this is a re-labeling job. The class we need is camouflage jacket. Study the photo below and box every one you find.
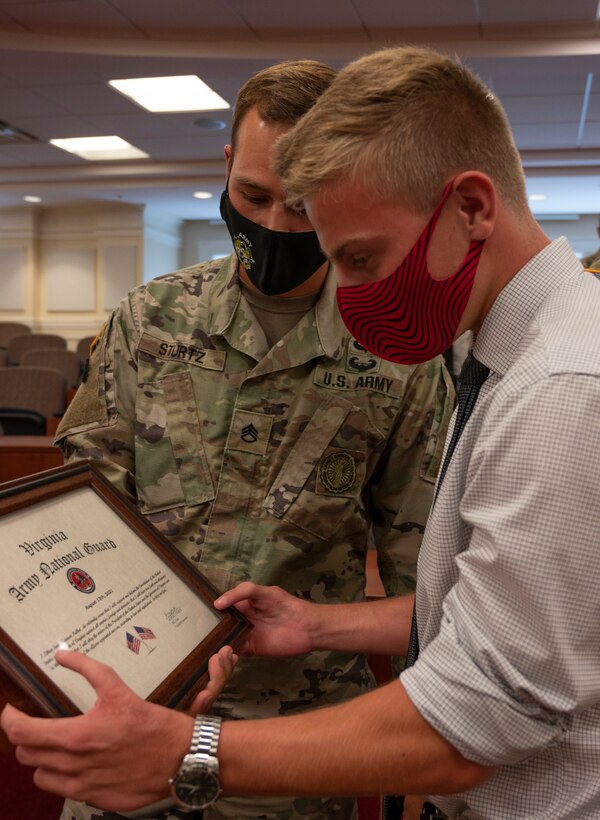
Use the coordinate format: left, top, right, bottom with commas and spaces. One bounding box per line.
56, 254, 454, 720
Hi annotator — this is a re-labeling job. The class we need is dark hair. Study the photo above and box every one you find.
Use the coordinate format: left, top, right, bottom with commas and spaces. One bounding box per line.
231, 60, 337, 152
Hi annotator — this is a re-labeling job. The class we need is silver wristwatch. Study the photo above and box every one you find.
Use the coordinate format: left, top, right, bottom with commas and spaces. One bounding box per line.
170, 714, 222, 810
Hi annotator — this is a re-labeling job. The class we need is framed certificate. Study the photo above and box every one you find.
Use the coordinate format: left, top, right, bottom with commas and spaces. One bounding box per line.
0, 461, 249, 717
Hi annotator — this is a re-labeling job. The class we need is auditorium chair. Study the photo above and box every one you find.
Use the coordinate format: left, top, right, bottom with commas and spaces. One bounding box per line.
0, 408, 46, 435
21, 348, 83, 389
0, 321, 30, 350
6, 333, 66, 366
0, 366, 67, 435
76, 334, 97, 360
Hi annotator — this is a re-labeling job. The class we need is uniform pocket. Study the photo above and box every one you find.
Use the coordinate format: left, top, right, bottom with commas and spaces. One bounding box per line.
264, 394, 376, 540
135, 369, 215, 512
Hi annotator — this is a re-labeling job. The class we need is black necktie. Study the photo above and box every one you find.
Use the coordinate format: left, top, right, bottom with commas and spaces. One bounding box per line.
405, 352, 490, 667
383, 353, 490, 820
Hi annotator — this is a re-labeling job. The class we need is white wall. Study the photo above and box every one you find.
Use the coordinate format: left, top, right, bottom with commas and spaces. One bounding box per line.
179, 221, 230, 269
537, 214, 599, 260
0, 203, 145, 347
143, 207, 181, 283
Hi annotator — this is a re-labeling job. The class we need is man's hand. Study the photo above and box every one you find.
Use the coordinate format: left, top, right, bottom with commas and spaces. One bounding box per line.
216, 583, 415, 658
188, 645, 238, 714
1, 650, 194, 811
215, 582, 315, 657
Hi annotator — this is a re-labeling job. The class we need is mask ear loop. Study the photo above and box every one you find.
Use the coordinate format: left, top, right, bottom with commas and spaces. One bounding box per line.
421, 180, 455, 273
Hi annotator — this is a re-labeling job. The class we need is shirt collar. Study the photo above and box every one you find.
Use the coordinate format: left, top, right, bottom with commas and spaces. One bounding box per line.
314, 262, 346, 360
474, 237, 583, 376
206, 253, 242, 337
207, 253, 345, 362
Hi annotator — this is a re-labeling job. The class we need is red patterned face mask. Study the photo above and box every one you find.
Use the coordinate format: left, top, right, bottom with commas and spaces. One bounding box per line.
336, 182, 485, 365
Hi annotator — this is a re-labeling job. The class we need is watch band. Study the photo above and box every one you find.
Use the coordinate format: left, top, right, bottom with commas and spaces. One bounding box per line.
190, 714, 222, 760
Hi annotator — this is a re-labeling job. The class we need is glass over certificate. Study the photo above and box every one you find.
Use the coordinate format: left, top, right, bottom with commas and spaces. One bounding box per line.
0, 461, 249, 716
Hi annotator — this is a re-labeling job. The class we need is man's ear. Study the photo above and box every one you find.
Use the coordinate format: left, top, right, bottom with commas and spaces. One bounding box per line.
224, 144, 233, 176
452, 172, 496, 241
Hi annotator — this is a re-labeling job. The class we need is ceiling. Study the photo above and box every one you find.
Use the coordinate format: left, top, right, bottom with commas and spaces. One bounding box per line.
0, 0, 598, 223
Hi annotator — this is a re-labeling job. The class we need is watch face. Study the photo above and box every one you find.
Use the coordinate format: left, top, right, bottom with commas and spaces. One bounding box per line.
173, 765, 220, 809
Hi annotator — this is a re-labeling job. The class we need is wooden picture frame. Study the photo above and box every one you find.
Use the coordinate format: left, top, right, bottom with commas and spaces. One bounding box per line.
0, 461, 249, 717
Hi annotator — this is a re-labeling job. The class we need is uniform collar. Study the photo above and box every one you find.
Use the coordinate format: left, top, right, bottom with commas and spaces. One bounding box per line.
207, 253, 346, 364
206, 253, 243, 337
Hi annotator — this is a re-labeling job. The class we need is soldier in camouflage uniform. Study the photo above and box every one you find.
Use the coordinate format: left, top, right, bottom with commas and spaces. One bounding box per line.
55, 60, 454, 820
584, 251, 600, 278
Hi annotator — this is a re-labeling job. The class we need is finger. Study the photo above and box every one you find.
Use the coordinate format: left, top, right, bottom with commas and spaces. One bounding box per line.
189, 690, 213, 715
207, 647, 236, 691
55, 650, 124, 696
1, 703, 74, 749
188, 647, 238, 714
1, 702, 26, 740
214, 581, 262, 609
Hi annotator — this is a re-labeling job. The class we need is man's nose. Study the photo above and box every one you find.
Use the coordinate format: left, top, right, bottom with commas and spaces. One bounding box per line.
262, 203, 301, 233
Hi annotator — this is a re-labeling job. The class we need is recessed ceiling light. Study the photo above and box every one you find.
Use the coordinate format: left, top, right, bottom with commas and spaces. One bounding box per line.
109, 76, 230, 113
49, 136, 148, 161
23, 195, 42, 203
193, 191, 213, 200
529, 194, 547, 202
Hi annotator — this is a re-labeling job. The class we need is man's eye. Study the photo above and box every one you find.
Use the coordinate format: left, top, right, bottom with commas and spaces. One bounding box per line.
242, 192, 268, 206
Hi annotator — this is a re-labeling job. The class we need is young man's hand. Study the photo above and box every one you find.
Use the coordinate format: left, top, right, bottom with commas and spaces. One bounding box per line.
215, 583, 316, 657
1, 650, 194, 811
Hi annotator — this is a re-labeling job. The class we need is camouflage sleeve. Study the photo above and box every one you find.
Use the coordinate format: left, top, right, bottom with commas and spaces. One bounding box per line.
370, 356, 455, 598
54, 291, 141, 501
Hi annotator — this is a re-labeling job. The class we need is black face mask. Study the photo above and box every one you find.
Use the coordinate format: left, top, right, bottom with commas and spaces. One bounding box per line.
220, 190, 326, 296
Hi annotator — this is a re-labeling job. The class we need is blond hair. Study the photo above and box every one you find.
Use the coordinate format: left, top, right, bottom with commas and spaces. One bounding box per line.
275, 47, 528, 215
231, 60, 337, 152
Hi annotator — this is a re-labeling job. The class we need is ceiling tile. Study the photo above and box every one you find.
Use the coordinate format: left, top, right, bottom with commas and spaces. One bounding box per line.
0, 139, 86, 164
0, 0, 142, 33
34, 83, 142, 115
133, 134, 231, 162
8, 114, 108, 141
352, 0, 477, 29
471, 56, 598, 96
111, 0, 253, 34
586, 92, 600, 120
80, 112, 214, 139
581, 120, 600, 147
502, 94, 586, 124
512, 122, 581, 149
0, 8, 26, 30
228, 0, 362, 32
0, 86, 68, 117
479, 0, 598, 24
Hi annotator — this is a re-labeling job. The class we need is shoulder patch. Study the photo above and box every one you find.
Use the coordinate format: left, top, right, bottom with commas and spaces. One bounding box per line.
89, 322, 106, 357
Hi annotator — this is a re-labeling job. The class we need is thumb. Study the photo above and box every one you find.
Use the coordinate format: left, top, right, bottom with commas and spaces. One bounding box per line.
55, 650, 124, 697
1, 702, 26, 736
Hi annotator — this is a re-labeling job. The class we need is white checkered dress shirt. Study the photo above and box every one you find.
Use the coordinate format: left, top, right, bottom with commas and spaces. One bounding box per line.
402, 238, 600, 818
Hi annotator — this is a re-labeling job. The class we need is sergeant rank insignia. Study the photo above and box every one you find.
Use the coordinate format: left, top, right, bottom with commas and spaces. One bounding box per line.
319, 451, 356, 494
241, 423, 259, 443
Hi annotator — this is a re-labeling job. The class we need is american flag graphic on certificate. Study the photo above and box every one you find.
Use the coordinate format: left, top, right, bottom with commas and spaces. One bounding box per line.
134, 625, 156, 640
126, 631, 141, 654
